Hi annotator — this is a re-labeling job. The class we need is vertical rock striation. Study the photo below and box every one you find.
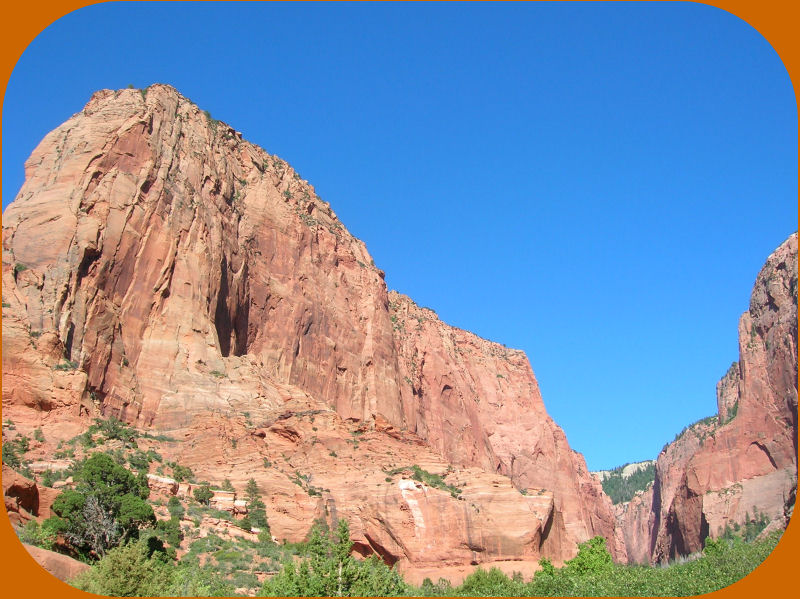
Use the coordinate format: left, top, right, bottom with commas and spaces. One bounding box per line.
617, 233, 797, 563
3, 85, 626, 572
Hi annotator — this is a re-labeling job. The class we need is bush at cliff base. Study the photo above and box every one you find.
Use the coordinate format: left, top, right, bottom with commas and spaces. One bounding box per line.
258, 520, 409, 597
70, 537, 235, 597
65, 524, 781, 596
420, 532, 783, 597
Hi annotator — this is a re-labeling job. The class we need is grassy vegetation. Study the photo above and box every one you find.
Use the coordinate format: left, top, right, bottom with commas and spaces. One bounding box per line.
384, 465, 462, 498
53, 359, 79, 371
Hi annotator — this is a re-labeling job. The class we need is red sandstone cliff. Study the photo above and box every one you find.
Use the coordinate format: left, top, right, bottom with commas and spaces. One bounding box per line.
616, 233, 797, 563
2, 84, 624, 578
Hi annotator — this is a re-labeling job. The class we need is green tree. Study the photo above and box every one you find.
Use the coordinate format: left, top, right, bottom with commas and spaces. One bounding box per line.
259, 520, 407, 597
562, 536, 614, 576
70, 538, 173, 596
459, 567, 518, 596
156, 516, 183, 548
50, 453, 155, 557
167, 496, 185, 519
193, 484, 213, 505
245, 477, 270, 532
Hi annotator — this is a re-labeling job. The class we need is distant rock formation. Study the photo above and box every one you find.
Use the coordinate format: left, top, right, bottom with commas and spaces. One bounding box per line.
616, 233, 797, 564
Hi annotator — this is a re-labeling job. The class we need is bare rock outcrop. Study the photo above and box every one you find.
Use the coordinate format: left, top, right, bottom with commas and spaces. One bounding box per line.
388, 292, 625, 560
22, 543, 90, 582
2, 84, 626, 572
3, 465, 59, 526
617, 233, 797, 563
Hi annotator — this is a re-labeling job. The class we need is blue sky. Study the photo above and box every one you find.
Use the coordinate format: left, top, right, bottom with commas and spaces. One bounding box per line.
2, 2, 796, 470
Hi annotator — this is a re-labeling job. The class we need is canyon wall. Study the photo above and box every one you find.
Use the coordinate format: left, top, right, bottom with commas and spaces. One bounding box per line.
617, 233, 797, 563
2, 84, 625, 577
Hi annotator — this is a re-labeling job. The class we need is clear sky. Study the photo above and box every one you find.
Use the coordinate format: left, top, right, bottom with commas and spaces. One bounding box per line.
2, 2, 796, 470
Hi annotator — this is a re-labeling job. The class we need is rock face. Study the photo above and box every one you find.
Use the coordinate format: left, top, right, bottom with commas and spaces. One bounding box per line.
2, 84, 625, 577
388, 293, 624, 559
3, 465, 59, 526
617, 233, 797, 564
22, 543, 90, 582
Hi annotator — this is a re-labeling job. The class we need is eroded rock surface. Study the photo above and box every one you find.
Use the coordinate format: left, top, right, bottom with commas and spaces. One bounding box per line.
1, 84, 621, 575
22, 543, 90, 582
617, 234, 797, 563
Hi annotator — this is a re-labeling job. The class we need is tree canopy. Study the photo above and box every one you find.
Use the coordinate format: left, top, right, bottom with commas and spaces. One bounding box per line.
258, 520, 408, 597
50, 452, 155, 557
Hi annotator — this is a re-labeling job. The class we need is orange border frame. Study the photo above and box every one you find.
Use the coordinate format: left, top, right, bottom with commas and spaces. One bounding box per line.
0, 1, 797, 597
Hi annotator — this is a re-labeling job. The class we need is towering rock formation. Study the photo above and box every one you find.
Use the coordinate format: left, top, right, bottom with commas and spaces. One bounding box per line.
617, 233, 797, 563
2, 84, 624, 580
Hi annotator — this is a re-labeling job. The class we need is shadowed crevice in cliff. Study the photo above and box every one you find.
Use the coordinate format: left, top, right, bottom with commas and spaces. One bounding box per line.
358, 534, 400, 567
699, 512, 709, 546
749, 441, 778, 470
538, 503, 555, 550
214, 255, 250, 357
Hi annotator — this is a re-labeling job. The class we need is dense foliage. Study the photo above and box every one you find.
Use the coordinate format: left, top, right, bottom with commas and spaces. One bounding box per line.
49, 452, 155, 557
55, 507, 781, 597
258, 521, 408, 597
413, 532, 782, 597
245, 477, 270, 532
599, 462, 656, 504
71, 538, 234, 596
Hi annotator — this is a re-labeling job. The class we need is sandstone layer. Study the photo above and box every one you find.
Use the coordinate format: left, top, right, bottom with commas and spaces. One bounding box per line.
616, 233, 797, 563
22, 544, 90, 583
2, 84, 624, 578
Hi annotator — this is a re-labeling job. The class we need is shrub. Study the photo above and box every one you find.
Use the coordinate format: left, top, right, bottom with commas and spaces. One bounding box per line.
17, 519, 60, 551
166, 560, 236, 597
70, 538, 174, 596
54, 360, 79, 371
171, 463, 194, 482
40, 469, 56, 488
167, 496, 185, 519
128, 450, 151, 471
193, 484, 214, 505
258, 520, 407, 597
387, 464, 462, 498
92, 416, 138, 443
2, 443, 21, 469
